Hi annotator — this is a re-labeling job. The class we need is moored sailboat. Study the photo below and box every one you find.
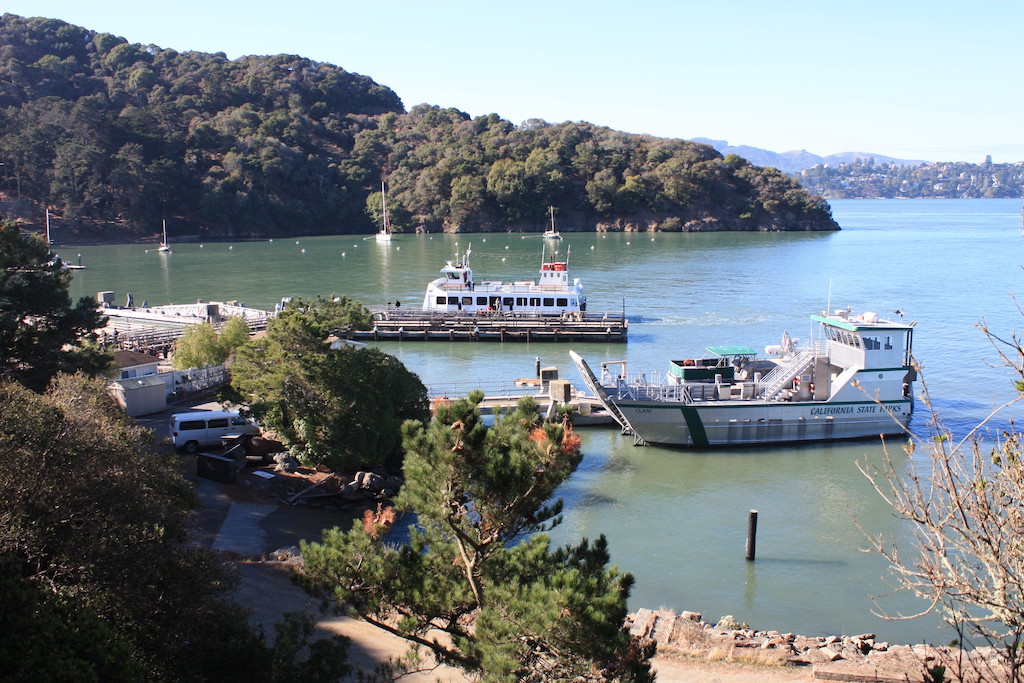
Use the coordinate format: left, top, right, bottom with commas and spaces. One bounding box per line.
157, 219, 172, 253
375, 182, 392, 243
543, 206, 562, 240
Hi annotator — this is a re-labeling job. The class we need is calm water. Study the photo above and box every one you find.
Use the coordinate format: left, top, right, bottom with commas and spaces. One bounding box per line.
67, 198, 1023, 642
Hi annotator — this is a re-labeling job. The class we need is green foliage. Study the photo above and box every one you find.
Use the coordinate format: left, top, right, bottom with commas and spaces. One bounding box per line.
0, 373, 349, 680
299, 395, 654, 681
219, 314, 253, 353
0, 13, 836, 238
0, 221, 110, 390
172, 321, 226, 369
172, 316, 251, 370
230, 296, 428, 471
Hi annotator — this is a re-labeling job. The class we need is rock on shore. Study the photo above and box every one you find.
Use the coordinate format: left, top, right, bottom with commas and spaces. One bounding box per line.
628, 608, 1006, 681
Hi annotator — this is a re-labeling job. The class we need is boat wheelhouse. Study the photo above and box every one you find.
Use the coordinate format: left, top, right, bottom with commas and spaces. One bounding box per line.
421, 244, 586, 316
571, 307, 917, 447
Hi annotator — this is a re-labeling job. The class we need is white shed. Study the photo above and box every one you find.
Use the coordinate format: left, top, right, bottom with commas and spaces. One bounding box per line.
108, 376, 167, 417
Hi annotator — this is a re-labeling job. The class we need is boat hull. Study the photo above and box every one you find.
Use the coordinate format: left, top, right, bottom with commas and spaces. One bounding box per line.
613, 398, 912, 447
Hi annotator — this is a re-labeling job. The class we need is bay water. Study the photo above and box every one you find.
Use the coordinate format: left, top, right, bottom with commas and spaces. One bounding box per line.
67, 198, 1023, 643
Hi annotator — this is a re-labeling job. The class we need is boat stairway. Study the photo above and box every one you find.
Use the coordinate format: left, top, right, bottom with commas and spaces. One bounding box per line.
758, 344, 817, 401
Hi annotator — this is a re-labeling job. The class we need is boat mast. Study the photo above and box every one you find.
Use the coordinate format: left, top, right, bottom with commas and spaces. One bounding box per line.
45, 208, 51, 244
381, 182, 389, 235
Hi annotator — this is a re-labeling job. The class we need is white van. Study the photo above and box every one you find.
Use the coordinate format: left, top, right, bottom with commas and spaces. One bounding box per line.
169, 411, 259, 453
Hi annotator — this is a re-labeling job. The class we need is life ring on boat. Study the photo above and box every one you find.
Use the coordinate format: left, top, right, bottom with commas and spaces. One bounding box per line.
683, 359, 695, 366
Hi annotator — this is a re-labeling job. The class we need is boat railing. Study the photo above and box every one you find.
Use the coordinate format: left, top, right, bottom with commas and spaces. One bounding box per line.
608, 371, 690, 403
757, 341, 825, 400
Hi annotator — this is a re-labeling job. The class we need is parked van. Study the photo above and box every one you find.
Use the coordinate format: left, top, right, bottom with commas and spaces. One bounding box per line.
169, 411, 259, 453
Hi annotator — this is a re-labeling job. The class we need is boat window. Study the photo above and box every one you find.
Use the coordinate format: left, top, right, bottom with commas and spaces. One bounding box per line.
436, 296, 446, 305
516, 297, 527, 306
462, 297, 473, 306
543, 297, 554, 307
447, 297, 459, 305
556, 298, 568, 307
885, 336, 894, 350
502, 297, 513, 306
446, 272, 458, 280
529, 297, 540, 306
476, 297, 487, 306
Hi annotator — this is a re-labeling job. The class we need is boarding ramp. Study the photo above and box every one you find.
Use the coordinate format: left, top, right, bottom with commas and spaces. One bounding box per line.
569, 351, 633, 433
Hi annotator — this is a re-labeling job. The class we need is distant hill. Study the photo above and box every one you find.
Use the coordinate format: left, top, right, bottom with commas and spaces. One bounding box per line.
691, 138, 928, 173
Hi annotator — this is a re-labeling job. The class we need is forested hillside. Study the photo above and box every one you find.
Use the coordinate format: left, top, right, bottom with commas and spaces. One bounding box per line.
0, 13, 838, 240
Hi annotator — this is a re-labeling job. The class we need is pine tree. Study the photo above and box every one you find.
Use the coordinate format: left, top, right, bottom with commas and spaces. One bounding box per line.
0, 221, 109, 390
299, 393, 655, 681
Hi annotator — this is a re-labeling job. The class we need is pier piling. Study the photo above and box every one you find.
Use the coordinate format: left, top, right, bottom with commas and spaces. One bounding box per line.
745, 510, 758, 561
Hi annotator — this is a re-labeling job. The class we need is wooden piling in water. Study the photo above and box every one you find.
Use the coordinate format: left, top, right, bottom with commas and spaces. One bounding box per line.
745, 509, 758, 561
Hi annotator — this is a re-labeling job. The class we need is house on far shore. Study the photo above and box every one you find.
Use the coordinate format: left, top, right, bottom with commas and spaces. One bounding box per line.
113, 349, 162, 380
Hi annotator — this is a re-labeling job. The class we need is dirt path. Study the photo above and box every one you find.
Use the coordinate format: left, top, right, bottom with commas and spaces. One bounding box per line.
232, 560, 815, 683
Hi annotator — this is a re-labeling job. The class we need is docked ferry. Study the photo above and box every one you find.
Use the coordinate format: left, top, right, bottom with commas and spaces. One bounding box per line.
421, 244, 586, 316
570, 307, 917, 447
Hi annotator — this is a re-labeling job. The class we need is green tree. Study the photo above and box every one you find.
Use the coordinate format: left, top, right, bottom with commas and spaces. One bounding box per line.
172, 316, 251, 369
0, 222, 109, 390
299, 394, 655, 681
171, 321, 225, 369
0, 373, 351, 681
230, 296, 427, 471
219, 315, 253, 354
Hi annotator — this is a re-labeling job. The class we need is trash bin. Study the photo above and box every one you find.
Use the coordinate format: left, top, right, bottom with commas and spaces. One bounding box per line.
197, 452, 243, 484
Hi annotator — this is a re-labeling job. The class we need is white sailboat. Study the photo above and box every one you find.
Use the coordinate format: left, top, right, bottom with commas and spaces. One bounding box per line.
158, 219, 172, 253
543, 206, 562, 240
375, 182, 392, 243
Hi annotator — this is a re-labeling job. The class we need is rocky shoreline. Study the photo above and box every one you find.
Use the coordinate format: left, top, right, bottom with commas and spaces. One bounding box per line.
630, 608, 1005, 682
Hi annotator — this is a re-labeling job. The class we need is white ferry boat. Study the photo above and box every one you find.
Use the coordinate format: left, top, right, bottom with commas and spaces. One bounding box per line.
570, 307, 917, 447
421, 244, 585, 315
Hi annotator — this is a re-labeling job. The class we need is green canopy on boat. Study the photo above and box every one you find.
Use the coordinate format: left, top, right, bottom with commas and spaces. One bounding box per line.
706, 345, 759, 357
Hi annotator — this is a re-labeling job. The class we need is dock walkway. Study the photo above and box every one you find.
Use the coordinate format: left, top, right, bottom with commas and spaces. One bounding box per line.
351, 309, 627, 343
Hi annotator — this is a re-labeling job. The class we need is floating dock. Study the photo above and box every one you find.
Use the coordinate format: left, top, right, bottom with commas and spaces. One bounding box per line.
351, 310, 628, 343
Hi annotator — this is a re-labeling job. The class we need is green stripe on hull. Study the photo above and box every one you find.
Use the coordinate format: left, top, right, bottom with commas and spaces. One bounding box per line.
681, 406, 708, 447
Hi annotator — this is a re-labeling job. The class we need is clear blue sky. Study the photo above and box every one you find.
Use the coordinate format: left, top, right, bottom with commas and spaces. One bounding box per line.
7, 1, 1023, 163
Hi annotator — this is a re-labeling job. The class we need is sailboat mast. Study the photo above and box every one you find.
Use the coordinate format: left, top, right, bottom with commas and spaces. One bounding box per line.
45, 208, 51, 244
381, 182, 388, 233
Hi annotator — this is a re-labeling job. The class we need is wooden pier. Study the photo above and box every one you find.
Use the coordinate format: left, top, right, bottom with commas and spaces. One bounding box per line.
350, 310, 628, 343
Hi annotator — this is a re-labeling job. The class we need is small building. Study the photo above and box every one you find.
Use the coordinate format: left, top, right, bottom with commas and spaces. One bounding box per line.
108, 375, 167, 417
113, 349, 162, 380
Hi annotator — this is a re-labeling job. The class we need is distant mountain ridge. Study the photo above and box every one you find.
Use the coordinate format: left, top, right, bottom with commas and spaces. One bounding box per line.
691, 138, 928, 173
